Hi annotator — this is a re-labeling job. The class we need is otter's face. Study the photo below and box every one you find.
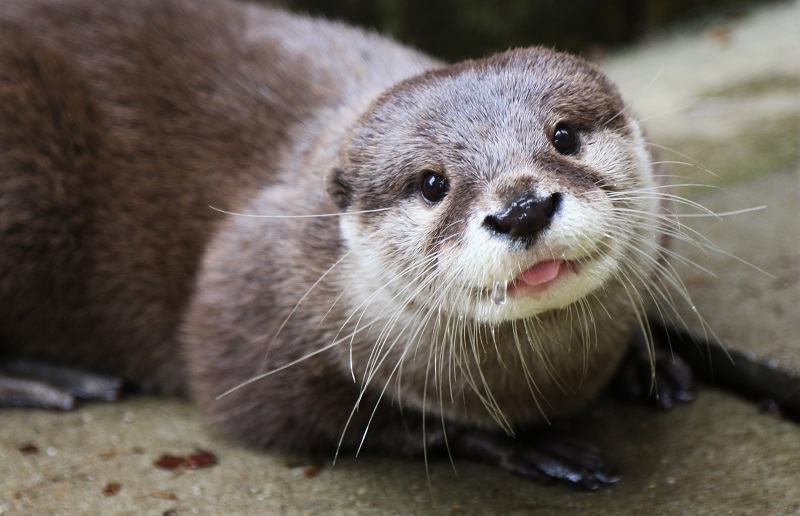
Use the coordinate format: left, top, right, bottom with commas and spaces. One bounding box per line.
329, 48, 659, 324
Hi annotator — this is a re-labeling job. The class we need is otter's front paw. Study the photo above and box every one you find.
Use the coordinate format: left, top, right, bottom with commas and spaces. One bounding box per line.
452, 430, 620, 490
0, 358, 123, 409
613, 326, 695, 411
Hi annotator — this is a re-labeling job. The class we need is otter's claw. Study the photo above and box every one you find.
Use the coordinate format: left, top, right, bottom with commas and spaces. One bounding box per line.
614, 326, 695, 410
452, 431, 620, 490
0, 358, 123, 409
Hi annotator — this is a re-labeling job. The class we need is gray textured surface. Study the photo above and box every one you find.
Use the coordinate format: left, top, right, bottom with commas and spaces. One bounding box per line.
2, 391, 799, 514
1, 1, 798, 514
669, 170, 800, 365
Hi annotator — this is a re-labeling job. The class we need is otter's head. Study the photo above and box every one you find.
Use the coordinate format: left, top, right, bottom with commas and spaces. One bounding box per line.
328, 48, 659, 324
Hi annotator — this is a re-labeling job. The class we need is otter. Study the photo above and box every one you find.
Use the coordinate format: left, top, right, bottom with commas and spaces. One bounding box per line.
0, 0, 692, 489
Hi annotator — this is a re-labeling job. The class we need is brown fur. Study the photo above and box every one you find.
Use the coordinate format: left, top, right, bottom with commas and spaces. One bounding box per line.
0, 0, 432, 395
0, 0, 662, 457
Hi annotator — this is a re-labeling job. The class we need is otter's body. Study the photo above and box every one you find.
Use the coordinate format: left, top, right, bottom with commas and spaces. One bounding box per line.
0, 0, 680, 486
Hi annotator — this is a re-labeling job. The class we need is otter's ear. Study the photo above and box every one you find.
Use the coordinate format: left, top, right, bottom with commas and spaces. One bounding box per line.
325, 166, 352, 210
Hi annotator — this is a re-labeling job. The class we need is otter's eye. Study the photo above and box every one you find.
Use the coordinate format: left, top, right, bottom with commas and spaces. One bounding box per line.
420, 170, 449, 204
552, 124, 579, 155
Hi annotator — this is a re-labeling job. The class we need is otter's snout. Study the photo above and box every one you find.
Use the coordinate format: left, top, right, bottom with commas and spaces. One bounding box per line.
483, 192, 562, 245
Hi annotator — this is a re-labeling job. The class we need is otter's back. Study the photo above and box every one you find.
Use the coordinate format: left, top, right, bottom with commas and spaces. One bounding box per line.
0, 0, 434, 391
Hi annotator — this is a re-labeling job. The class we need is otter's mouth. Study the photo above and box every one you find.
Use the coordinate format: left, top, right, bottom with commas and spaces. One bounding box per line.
507, 259, 581, 298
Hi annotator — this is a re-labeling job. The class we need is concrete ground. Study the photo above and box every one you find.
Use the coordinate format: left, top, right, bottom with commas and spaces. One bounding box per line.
1, 1, 798, 514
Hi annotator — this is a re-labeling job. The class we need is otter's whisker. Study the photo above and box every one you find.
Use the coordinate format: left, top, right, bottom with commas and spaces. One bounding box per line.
207, 206, 391, 219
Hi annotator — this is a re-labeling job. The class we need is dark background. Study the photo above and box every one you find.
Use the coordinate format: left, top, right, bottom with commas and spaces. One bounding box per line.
272, 0, 773, 60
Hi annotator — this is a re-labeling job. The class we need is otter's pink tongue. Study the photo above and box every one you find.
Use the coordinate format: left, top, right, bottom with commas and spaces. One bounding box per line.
517, 260, 562, 286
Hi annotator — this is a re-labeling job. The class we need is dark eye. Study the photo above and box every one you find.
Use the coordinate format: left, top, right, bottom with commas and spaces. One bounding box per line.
419, 170, 449, 204
551, 124, 579, 155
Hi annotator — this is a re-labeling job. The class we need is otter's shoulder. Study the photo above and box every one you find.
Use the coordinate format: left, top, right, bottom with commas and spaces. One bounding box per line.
242, 4, 440, 96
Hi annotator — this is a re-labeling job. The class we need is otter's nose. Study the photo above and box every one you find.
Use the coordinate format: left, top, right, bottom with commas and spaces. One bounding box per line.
483, 192, 562, 243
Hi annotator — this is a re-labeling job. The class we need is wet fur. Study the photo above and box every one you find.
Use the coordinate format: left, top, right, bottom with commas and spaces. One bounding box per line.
1, 0, 685, 457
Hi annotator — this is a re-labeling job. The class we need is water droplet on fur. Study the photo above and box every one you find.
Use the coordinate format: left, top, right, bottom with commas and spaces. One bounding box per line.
491, 280, 508, 305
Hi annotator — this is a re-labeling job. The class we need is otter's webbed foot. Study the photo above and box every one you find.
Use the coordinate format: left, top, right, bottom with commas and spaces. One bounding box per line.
451, 430, 620, 490
613, 325, 694, 411
0, 358, 123, 409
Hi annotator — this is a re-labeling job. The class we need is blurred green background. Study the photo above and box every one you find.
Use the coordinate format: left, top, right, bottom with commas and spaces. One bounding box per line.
272, 0, 775, 60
